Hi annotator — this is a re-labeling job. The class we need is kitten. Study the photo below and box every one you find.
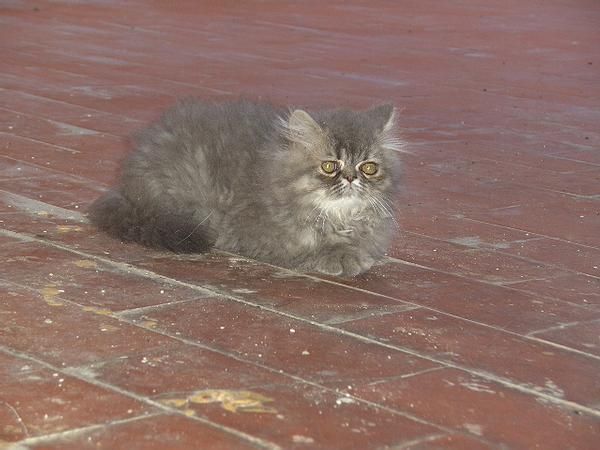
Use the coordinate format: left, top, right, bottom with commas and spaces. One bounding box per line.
89, 99, 402, 276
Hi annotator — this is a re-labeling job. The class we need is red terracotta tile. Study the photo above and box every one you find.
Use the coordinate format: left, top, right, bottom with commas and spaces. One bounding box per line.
531, 319, 600, 357
345, 368, 600, 450
0, 205, 156, 262
412, 150, 600, 196
0, 157, 106, 209
389, 232, 565, 285
0, 281, 173, 367
400, 165, 600, 249
0, 58, 204, 122
466, 195, 600, 248
0, 108, 125, 155
0, 87, 144, 136
75, 342, 286, 398
410, 139, 599, 175
23, 415, 264, 450
398, 212, 540, 251
341, 308, 600, 408
0, 239, 209, 312
508, 274, 600, 309
501, 237, 600, 278
0, 132, 124, 184
395, 433, 495, 450
120, 299, 437, 384
0, 351, 150, 443
332, 262, 600, 334
0, 190, 84, 218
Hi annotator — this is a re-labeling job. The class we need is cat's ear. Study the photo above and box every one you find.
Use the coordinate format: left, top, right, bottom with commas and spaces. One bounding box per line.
367, 104, 406, 153
279, 109, 325, 150
367, 104, 396, 134
289, 109, 321, 134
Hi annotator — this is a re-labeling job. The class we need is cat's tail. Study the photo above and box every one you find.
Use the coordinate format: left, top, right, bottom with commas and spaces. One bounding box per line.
88, 190, 215, 253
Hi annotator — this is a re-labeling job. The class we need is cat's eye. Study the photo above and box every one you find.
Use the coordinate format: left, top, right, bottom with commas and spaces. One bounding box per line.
321, 161, 339, 174
360, 162, 379, 175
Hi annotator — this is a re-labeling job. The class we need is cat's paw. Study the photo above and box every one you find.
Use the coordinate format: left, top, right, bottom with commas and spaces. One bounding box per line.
315, 251, 374, 277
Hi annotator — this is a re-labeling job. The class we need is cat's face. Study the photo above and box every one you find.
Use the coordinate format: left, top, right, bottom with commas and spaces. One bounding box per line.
279, 105, 401, 223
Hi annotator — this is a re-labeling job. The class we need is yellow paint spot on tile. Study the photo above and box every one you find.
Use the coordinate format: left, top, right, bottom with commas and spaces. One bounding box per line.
160, 390, 277, 414
73, 259, 98, 269
41, 285, 64, 306
82, 306, 113, 316
189, 390, 277, 414
57, 225, 83, 233
159, 398, 188, 408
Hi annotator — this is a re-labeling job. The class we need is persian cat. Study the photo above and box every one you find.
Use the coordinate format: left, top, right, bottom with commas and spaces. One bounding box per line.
89, 99, 402, 276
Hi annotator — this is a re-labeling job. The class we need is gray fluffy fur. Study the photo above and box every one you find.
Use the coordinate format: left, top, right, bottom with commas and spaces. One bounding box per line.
89, 99, 402, 276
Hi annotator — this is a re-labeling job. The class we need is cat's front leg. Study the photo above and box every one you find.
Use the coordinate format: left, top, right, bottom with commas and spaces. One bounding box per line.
314, 247, 376, 277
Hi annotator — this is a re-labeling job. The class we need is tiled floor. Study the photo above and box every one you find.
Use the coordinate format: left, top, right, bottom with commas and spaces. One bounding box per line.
1, 0, 599, 449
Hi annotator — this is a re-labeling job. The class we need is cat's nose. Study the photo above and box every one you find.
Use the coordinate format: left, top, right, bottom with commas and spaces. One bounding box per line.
344, 174, 356, 182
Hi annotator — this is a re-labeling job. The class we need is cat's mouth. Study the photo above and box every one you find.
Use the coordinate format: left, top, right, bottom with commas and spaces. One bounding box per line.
339, 181, 360, 197
333, 183, 365, 206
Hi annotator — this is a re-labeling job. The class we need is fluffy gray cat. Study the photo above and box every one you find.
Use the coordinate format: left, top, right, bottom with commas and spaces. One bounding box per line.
89, 99, 402, 276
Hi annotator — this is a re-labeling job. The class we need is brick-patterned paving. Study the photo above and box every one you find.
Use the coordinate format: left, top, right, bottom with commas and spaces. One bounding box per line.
1, 1, 599, 448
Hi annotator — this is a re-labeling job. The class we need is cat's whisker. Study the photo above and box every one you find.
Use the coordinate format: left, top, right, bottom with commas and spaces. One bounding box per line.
354, 185, 398, 227
371, 195, 399, 228
175, 210, 214, 245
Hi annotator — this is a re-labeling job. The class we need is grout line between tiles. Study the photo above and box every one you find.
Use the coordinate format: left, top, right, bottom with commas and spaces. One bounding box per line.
3, 46, 233, 97
0, 191, 88, 222
404, 229, 600, 281
2, 228, 600, 419
114, 298, 208, 317
526, 335, 600, 360
0, 155, 110, 188
323, 305, 422, 325
526, 320, 588, 336
385, 252, 600, 304
547, 155, 600, 168
0, 105, 125, 140
459, 216, 600, 252
366, 367, 447, 386
11, 413, 162, 447
0, 131, 81, 155
0, 87, 145, 126
388, 433, 449, 450
511, 184, 600, 200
